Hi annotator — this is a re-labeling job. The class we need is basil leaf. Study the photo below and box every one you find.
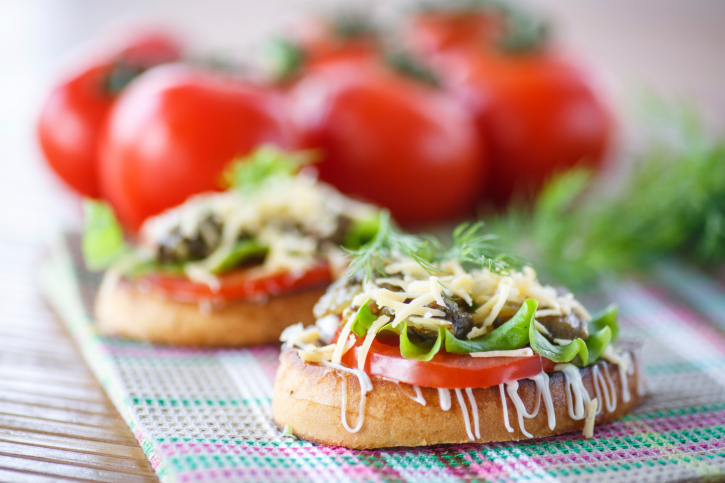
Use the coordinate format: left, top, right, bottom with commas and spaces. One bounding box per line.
350, 299, 377, 338
343, 214, 381, 250
445, 298, 538, 354
589, 304, 619, 343
529, 318, 589, 364
82, 200, 128, 271
400, 326, 445, 361
208, 239, 268, 274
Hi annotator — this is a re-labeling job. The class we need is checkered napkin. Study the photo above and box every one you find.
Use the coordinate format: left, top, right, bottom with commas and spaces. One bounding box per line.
41, 233, 725, 482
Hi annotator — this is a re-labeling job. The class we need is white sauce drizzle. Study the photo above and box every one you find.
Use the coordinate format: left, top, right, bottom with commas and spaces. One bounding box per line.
438, 388, 452, 411
465, 388, 481, 439
498, 384, 514, 433
555, 363, 591, 420
454, 389, 475, 441
603, 347, 631, 403
395, 383, 427, 406
321, 361, 372, 433
505, 381, 535, 438
529, 373, 556, 430
591, 363, 617, 415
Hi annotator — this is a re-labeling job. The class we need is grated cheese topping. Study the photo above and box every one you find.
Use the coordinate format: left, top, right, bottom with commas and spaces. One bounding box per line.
316, 257, 591, 354
469, 348, 534, 358
139, 173, 376, 285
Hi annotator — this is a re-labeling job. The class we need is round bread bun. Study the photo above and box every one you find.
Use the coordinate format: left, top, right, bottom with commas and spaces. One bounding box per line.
94, 273, 327, 347
273, 349, 645, 449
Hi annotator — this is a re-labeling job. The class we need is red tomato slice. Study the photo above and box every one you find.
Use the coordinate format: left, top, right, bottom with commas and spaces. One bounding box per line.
340, 335, 556, 389
136, 263, 331, 302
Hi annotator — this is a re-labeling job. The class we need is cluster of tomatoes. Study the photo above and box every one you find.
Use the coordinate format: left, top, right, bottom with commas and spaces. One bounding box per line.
38, 5, 612, 232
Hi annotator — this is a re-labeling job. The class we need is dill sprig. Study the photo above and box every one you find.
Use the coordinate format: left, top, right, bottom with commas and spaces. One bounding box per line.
442, 222, 526, 274
221, 146, 316, 192
491, 98, 725, 288
346, 212, 525, 282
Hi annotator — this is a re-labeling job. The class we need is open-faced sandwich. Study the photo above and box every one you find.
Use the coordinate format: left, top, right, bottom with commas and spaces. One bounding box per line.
86, 148, 379, 346
273, 218, 646, 448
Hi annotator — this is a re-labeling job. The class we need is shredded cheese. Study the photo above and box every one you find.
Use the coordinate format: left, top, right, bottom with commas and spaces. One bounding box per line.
583, 398, 599, 439
316, 255, 591, 351
139, 173, 377, 282
469, 348, 534, 358
358, 316, 391, 371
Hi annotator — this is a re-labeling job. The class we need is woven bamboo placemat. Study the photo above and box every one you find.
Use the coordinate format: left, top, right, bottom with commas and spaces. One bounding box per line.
41, 233, 725, 482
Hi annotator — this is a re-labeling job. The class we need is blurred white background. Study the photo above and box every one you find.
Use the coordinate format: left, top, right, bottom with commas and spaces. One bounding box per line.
1, 0, 724, 245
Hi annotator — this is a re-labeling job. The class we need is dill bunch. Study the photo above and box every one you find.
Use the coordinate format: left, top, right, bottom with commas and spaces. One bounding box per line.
491, 100, 725, 288
346, 211, 524, 282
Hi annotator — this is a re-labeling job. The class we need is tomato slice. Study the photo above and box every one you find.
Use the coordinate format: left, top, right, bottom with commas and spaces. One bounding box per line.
136, 263, 331, 302
340, 335, 556, 389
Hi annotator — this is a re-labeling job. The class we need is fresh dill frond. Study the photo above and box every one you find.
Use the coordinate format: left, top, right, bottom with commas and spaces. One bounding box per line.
346, 211, 438, 282
491, 97, 725, 288
346, 213, 525, 282
221, 146, 317, 192
441, 222, 526, 274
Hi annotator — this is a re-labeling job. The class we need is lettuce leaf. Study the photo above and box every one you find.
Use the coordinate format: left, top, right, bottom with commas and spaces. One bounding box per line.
222, 147, 311, 192
579, 304, 618, 365
444, 298, 538, 354
400, 326, 445, 361
207, 239, 268, 274
82, 200, 128, 271
583, 326, 612, 365
343, 214, 381, 250
529, 320, 590, 365
589, 304, 619, 342
349, 299, 377, 338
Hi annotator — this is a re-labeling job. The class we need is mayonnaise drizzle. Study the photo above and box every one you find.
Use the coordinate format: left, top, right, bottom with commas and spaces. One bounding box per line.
555, 363, 591, 420
454, 389, 475, 441
499, 384, 514, 433
602, 347, 632, 403
438, 388, 452, 411
465, 388, 481, 439
323, 349, 642, 438
529, 372, 556, 430
395, 383, 427, 406
505, 381, 535, 438
591, 363, 617, 415
321, 361, 372, 433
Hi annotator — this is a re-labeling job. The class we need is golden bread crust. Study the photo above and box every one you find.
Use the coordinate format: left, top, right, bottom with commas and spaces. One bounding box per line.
272, 349, 645, 449
94, 274, 326, 347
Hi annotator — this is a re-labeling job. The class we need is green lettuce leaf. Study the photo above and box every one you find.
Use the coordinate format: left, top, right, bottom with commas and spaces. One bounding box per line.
529, 317, 590, 365
343, 214, 381, 250
222, 147, 312, 192
350, 299, 377, 338
82, 200, 128, 271
578, 304, 618, 366
445, 298, 538, 354
583, 326, 612, 365
400, 326, 445, 361
589, 304, 619, 342
207, 239, 268, 274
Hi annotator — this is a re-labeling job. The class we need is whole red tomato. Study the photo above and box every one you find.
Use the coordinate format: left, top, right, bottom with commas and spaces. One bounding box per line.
271, 15, 380, 84
37, 32, 182, 198
99, 65, 297, 232
443, 49, 613, 204
405, 10, 502, 57
291, 62, 484, 225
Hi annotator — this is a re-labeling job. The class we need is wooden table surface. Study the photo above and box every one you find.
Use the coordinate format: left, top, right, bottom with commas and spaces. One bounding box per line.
0, 240, 157, 482
0, 1, 723, 481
